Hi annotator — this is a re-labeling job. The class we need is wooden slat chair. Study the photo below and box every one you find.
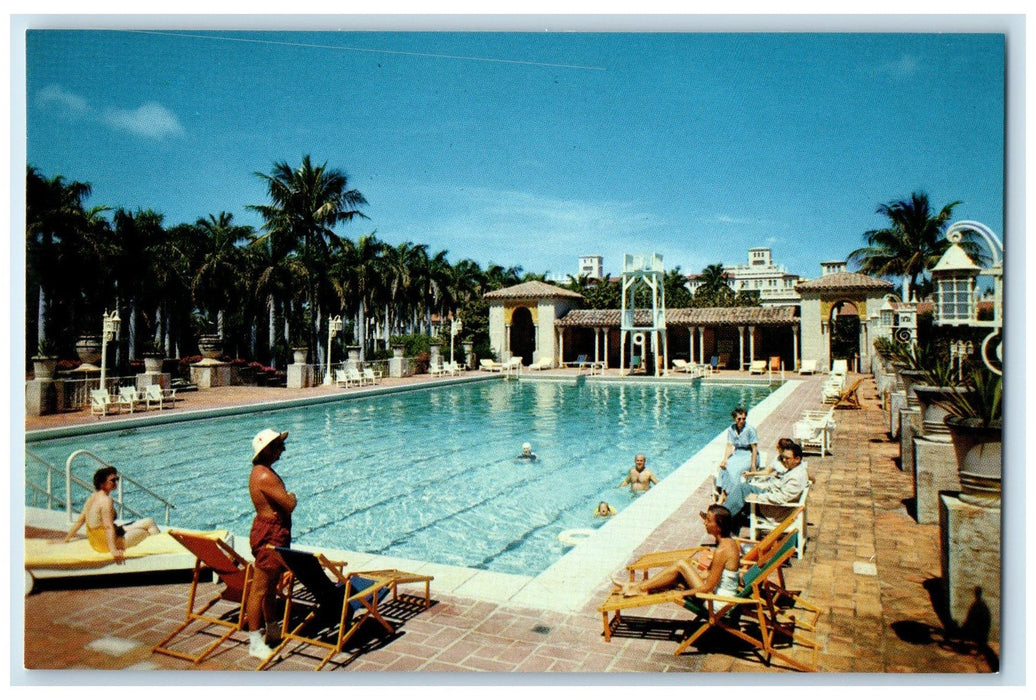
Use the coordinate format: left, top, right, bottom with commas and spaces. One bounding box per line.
746, 483, 811, 559
600, 532, 820, 670
258, 547, 432, 671
152, 531, 255, 664
832, 376, 865, 409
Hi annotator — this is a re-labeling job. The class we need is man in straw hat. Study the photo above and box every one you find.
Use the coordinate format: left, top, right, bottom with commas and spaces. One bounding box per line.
245, 428, 295, 659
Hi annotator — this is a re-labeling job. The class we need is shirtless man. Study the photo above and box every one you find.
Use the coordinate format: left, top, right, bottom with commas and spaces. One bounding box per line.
618, 454, 658, 493
245, 428, 296, 659
63, 466, 160, 564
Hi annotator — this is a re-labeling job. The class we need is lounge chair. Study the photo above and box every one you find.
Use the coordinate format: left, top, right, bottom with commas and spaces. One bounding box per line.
794, 409, 834, 456
710, 355, 720, 373
428, 360, 447, 377
333, 368, 350, 387
564, 354, 589, 369
345, 366, 365, 387
748, 360, 768, 375
258, 546, 432, 671
118, 386, 146, 412
830, 359, 848, 377
769, 356, 782, 372
797, 359, 818, 375
362, 367, 382, 385
746, 482, 811, 559
152, 531, 256, 664
527, 357, 553, 371
671, 359, 694, 374
479, 359, 504, 372
628, 355, 642, 374
831, 376, 865, 409
144, 383, 176, 410
90, 388, 121, 416
600, 532, 820, 671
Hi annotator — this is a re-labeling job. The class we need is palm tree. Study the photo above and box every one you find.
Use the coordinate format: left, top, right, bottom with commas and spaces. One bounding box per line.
848, 192, 980, 301
110, 208, 165, 362
26, 166, 95, 350
192, 213, 254, 342
249, 155, 367, 350
331, 233, 386, 361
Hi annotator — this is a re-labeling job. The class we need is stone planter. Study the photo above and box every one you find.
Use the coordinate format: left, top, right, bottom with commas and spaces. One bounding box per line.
898, 369, 927, 408
32, 356, 58, 380
292, 347, 309, 364
143, 355, 164, 373
462, 341, 473, 369
392, 346, 405, 358
76, 335, 102, 364
913, 385, 969, 442
945, 416, 1002, 507
198, 334, 222, 359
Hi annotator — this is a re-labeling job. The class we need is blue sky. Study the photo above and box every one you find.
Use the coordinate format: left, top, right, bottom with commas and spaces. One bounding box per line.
24, 29, 1005, 282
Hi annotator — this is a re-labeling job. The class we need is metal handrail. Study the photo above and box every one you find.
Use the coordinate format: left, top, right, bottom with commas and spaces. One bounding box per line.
64, 449, 176, 525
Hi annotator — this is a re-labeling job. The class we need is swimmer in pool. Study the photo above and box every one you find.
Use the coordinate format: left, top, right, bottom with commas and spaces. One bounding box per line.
618, 454, 658, 493
595, 501, 617, 517
517, 442, 538, 461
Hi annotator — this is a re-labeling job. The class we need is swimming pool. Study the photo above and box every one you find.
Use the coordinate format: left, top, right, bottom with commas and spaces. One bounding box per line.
25, 379, 773, 576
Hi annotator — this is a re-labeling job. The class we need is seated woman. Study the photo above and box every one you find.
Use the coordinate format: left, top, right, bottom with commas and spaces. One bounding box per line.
63, 466, 160, 564
615, 505, 740, 598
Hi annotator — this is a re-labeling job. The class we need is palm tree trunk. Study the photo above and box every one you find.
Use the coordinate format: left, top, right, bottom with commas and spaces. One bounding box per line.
357, 302, 366, 362
267, 294, 276, 367
37, 285, 46, 348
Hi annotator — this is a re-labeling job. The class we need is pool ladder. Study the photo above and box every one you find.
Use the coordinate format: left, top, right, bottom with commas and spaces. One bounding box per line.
25, 448, 176, 525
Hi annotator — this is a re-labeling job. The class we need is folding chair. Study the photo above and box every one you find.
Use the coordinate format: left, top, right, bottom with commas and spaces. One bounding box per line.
152, 531, 255, 664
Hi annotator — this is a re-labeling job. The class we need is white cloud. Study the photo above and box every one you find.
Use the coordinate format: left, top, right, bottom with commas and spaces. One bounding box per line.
37, 84, 90, 115
103, 102, 184, 139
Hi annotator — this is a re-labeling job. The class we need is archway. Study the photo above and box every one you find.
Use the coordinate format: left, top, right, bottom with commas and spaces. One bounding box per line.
510, 307, 535, 365
829, 301, 860, 370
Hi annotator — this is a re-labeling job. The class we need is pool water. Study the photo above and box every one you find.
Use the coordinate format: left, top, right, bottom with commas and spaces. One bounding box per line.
26, 379, 773, 576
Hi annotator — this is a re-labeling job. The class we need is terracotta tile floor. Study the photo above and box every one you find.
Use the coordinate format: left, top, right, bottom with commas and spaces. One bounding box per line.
21, 371, 1000, 674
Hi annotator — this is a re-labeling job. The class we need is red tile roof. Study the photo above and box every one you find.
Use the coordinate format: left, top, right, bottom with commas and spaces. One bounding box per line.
483, 281, 584, 300
796, 272, 894, 292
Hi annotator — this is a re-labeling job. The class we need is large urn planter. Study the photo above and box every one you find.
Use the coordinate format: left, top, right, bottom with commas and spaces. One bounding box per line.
143, 355, 165, 373
945, 416, 1002, 507
898, 369, 927, 408
31, 356, 58, 380
292, 347, 309, 364
913, 385, 969, 441
76, 335, 102, 364
198, 334, 222, 359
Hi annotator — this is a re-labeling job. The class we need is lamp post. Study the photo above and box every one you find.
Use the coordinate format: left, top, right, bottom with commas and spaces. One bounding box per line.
324, 315, 343, 386
450, 318, 462, 366
932, 220, 1003, 375
99, 309, 121, 391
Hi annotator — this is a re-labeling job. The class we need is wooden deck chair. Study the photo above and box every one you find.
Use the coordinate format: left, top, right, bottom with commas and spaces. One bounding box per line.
152, 531, 255, 664
259, 547, 431, 671
600, 532, 820, 670
623, 505, 806, 585
832, 376, 865, 409
673, 532, 820, 671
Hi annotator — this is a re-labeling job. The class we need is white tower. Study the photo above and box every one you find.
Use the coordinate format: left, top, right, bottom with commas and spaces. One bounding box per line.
619, 253, 668, 375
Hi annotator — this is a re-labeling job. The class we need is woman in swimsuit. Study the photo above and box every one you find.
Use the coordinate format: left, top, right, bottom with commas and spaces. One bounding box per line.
615, 504, 741, 598
63, 466, 159, 563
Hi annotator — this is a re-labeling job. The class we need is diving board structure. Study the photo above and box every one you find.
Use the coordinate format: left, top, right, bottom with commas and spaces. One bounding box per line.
619, 253, 668, 376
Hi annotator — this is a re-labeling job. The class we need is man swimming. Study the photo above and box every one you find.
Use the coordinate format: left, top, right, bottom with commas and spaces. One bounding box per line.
618, 454, 658, 492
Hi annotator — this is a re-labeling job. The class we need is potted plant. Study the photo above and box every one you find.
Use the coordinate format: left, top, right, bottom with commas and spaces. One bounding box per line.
142, 338, 165, 373
75, 334, 102, 363
910, 346, 969, 441
31, 338, 59, 380
938, 367, 1002, 507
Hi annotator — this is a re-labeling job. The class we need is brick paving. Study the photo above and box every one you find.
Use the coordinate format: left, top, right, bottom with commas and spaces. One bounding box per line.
21, 370, 999, 674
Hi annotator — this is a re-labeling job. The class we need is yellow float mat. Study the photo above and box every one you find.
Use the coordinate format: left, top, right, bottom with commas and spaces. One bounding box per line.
25, 530, 227, 570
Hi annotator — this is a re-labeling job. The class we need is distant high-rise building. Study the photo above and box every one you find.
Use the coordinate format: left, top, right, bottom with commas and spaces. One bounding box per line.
687, 247, 802, 307
578, 255, 604, 279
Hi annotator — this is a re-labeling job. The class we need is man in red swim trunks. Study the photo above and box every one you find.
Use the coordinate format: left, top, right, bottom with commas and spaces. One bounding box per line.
245, 428, 296, 659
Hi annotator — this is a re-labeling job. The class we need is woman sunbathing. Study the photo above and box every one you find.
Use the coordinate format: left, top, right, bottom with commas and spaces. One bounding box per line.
615, 504, 740, 598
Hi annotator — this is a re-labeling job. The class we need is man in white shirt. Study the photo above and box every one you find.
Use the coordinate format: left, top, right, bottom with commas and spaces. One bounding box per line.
720, 440, 808, 519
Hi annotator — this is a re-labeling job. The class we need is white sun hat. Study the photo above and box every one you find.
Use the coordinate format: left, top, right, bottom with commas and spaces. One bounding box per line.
252, 428, 289, 462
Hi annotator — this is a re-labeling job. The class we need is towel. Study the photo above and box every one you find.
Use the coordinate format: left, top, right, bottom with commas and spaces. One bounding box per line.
25, 530, 227, 570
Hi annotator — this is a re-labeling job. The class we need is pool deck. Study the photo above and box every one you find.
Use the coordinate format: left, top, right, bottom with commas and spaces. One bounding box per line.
19, 368, 999, 676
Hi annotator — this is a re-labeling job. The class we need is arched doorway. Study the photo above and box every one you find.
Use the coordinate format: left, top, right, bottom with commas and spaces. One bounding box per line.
510, 307, 535, 365
829, 301, 860, 370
